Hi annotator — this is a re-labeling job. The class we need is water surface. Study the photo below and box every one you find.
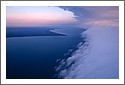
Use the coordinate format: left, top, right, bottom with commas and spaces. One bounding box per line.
6, 27, 84, 79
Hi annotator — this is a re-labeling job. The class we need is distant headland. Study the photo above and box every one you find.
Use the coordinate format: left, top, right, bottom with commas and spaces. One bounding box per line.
6, 27, 66, 38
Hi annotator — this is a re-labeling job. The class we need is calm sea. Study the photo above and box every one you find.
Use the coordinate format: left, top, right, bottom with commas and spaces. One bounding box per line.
6, 27, 84, 79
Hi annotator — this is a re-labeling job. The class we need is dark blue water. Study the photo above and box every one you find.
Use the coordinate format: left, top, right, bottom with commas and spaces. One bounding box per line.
6, 27, 65, 38
6, 27, 84, 79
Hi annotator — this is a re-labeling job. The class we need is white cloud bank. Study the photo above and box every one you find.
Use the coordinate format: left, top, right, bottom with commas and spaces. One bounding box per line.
56, 6, 119, 79
56, 26, 119, 79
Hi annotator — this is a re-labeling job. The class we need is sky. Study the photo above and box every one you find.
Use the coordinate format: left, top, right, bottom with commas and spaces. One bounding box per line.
6, 6, 119, 27
6, 6, 77, 27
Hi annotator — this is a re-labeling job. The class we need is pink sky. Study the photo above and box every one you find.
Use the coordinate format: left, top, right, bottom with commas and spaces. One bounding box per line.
6, 6, 77, 27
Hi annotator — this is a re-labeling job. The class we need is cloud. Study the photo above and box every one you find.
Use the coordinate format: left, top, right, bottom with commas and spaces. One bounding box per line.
56, 6, 119, 79
59, 6, 119, 27
85, 19, 119, 27
56, 26, 119, 79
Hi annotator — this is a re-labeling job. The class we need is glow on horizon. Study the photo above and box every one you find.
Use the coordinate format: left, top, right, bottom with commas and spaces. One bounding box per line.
6, 6, 78, 27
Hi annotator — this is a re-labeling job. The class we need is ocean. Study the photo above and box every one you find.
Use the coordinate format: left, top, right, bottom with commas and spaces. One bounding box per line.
6, 27, 84, 79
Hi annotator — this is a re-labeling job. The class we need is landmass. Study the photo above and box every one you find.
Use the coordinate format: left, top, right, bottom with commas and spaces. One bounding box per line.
6, 27, 66, 38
